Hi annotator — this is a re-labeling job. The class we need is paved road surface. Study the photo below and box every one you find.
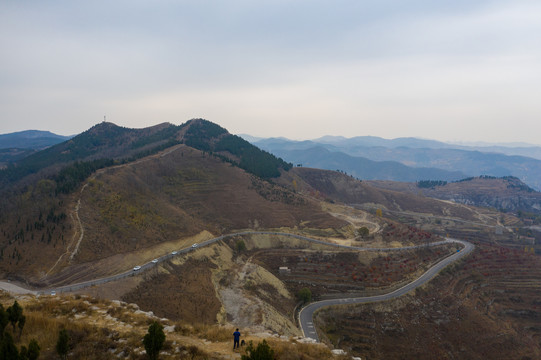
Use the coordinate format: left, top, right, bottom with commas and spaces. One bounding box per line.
0, 281, 38, 295
0, 231, 468, 300
298, 238, 474, 341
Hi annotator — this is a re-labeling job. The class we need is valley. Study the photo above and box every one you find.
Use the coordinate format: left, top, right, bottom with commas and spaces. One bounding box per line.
1, 120, 540, 359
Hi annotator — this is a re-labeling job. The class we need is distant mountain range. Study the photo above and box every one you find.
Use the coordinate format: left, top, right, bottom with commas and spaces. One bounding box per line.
249, 136, 541, 191
0, 130, 73, 167
0, 130, 72, 149
2, 128, 540, 190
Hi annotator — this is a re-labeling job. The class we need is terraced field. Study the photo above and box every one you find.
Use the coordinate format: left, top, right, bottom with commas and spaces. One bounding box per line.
315, 242, 541, 360
252, 243, 458, 300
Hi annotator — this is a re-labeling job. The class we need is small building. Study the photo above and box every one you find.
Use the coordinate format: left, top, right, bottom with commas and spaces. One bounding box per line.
519, 236, 536, 245
278, 266, 291, 274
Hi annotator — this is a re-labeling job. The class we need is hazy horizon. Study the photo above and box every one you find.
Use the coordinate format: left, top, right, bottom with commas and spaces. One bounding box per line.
2, 1, 541, 145
3, 124, 541, 149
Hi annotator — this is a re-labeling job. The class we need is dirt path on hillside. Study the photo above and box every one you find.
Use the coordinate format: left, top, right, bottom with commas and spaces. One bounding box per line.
45, 145, 186, 277
328, 209, 381, 233
443, 200, 497, 225
44, 196, 85, 277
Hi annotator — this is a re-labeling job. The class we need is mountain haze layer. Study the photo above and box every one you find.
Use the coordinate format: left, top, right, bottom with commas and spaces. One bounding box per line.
252, 136, 541, 190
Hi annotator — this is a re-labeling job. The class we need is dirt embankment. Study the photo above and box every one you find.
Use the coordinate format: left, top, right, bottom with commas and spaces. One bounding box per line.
118, 239, 300, 336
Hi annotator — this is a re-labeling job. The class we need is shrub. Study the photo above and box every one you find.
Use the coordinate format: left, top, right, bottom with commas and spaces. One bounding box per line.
241, 340, 275, 360
297, 288, 312, 304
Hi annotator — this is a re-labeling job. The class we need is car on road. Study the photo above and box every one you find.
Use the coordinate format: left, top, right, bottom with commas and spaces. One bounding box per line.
133, 266, 141, 271
151, 259, 159, 264
171, 251, 178, 255
192, 243, 198, 248
50, 290, 56, 296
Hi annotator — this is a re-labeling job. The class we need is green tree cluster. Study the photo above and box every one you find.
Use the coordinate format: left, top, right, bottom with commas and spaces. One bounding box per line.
297, 288, 312, 304
0, 301, 40, 360
235, 239, 247, 253
357, 226, 369, 238
183, 119, 292, 179
241, 340, 275, 360
416, 180, 447, 189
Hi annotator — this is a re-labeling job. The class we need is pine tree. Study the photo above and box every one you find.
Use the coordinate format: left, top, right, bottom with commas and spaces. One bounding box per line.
143, 321, 165, 360
56, 328, 70, 360
0, 332, 19, 360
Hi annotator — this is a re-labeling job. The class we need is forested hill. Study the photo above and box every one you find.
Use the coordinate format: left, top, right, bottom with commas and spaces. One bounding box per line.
0, 122, 180, 190
182, 119, 292, 179
0, 119, 291, 194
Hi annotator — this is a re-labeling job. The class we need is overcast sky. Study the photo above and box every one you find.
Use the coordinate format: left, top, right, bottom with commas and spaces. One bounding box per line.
1, 1, 540, 144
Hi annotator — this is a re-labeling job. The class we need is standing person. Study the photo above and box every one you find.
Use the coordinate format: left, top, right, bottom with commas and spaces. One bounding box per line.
233, 328, 241, 350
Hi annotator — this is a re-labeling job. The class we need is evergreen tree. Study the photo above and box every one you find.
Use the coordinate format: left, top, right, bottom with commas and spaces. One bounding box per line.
143, 321, 165, 360
0, 332, 19, 360
6, 301, 22, 332
20, 339, 40, 360
0, 305, 8, 337
56, 328, 70, 360
17, 315, 25, 339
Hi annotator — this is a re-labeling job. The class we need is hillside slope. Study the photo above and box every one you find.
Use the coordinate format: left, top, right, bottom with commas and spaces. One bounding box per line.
0, 120, 344, 283
367, 176, 541, 215
280, 167, 480, 220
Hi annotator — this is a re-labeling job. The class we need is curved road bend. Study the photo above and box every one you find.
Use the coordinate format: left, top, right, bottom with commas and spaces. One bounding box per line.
298, 238, 474, 342
0, 231, 468, 297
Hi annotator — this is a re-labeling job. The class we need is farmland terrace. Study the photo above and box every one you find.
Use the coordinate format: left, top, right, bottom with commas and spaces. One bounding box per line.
315, 242, 541, 360
251, 244, 458, 300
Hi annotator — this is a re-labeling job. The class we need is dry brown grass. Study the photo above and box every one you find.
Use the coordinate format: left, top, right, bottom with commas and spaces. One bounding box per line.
1, 294, 148, 359
1, 290, 366, 360
172, 322, 234, 343
266, 338, 348, 360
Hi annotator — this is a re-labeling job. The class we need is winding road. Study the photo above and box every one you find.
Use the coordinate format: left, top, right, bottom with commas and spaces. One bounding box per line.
0, 231, 473, 342
298, 238, 474, 342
